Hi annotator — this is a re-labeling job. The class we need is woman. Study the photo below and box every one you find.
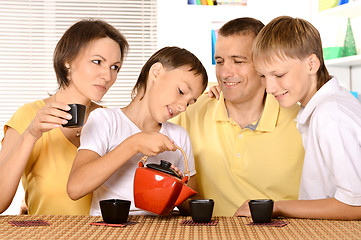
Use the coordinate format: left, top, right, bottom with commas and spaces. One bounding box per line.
0, 19, 128, 215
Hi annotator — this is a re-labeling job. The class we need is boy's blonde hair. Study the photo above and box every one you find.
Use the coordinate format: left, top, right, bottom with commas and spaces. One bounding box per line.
252, 16, 330, 90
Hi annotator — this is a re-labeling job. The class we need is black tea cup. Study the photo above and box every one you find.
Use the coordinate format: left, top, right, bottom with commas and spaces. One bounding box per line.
189, 199, 214, 223
99, 199, 131, 224
62, 103, 86, 128
249, 199, 274, 223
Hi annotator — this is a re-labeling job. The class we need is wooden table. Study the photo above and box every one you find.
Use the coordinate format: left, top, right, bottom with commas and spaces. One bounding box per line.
1, 215, 361, 239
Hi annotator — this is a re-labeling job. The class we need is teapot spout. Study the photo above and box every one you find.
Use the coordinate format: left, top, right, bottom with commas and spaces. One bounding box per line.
174, 184, 197, 206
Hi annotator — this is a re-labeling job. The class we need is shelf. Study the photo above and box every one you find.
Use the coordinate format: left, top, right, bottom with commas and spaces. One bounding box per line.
319, 1, 361, 18
325, 54, 361, 67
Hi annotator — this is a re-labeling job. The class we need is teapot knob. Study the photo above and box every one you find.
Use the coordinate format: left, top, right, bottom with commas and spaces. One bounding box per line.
146, 160, 181, 178
160, 160, 172, 168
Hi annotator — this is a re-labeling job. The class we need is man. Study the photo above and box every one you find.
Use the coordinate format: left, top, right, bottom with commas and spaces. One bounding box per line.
170, 17, 304, 216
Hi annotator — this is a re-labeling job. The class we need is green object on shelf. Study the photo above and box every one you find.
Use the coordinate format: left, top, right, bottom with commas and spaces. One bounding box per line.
323, 47, 343, 60
342, 18, 357, 57
319, 0, 338, 11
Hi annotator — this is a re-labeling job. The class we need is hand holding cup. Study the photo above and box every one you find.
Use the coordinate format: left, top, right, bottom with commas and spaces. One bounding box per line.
62, 103, 86, 128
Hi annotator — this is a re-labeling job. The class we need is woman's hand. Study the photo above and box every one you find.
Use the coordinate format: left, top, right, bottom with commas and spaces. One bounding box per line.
26, 101, 72, 140
233, 200, 251, 217
207, 85, 221, 100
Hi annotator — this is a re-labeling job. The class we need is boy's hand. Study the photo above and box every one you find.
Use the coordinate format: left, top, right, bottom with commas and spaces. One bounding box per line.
133, 132, 176, 156
207, 85, 221, 100
233, 200, 251, 217
170, 164, 183, 178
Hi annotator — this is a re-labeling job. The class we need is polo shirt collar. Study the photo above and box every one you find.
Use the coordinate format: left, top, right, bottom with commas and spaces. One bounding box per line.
297, 77, 338, 125
213, 92, 280, 132
257, 94, 279, 132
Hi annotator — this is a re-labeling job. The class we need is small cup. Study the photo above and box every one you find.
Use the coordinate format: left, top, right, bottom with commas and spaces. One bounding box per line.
99, 199, 131, 224
249, 199, 274, 223
189, 199, 214, 223
62, 103, 86, 128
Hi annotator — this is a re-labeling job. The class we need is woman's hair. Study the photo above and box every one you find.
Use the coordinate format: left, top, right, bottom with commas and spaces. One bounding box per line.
252, 16, 330, 90
53, 19, 129, 89
131, 46, 208, 100
218, 17, 264, 38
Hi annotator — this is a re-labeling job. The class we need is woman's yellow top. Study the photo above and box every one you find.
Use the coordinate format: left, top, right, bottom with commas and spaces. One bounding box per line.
4, 100, 92, 215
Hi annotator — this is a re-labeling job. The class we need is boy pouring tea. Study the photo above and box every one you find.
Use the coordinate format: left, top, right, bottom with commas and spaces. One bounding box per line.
67, 47, 208, 216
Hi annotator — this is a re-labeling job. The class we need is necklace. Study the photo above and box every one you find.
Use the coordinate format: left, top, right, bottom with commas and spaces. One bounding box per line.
76, 130, 81, 137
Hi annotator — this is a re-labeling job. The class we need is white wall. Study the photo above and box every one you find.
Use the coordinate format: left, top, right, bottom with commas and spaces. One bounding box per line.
157, 0, 313, 83
1, 184, 24, 215
352, 66, 361, 93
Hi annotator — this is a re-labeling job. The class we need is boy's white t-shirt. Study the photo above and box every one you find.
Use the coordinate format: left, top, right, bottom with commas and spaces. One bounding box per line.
78, 108, 196, 216
297, 77, 361, 206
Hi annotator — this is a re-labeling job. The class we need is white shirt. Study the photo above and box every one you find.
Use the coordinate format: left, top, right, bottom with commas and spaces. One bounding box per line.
297, 77, 361, 206
79, 108, 196, 216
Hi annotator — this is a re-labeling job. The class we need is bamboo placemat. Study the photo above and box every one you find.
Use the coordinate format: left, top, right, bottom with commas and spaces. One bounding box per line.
1, 215, 361, 239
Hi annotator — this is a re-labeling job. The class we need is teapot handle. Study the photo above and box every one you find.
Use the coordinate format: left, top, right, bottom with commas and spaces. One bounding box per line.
138, 145, 190, 179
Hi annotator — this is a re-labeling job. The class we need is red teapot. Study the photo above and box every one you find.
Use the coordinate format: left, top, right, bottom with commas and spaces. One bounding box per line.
133, 146, 197, 215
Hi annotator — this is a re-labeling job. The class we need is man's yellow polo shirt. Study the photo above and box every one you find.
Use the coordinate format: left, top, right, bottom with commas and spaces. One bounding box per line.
170, 93, 304, 216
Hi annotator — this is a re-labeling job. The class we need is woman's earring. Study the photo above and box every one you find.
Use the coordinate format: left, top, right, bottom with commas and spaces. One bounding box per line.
65, 63, 71, 81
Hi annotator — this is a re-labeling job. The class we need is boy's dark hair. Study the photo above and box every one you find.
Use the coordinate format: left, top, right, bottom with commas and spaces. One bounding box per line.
54, 19, 129, 89
253, 16, 330, 90
131, 46, 208, 100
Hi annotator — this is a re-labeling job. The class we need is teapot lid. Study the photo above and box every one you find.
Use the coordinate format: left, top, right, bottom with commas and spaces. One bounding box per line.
146, 160, 181, 178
